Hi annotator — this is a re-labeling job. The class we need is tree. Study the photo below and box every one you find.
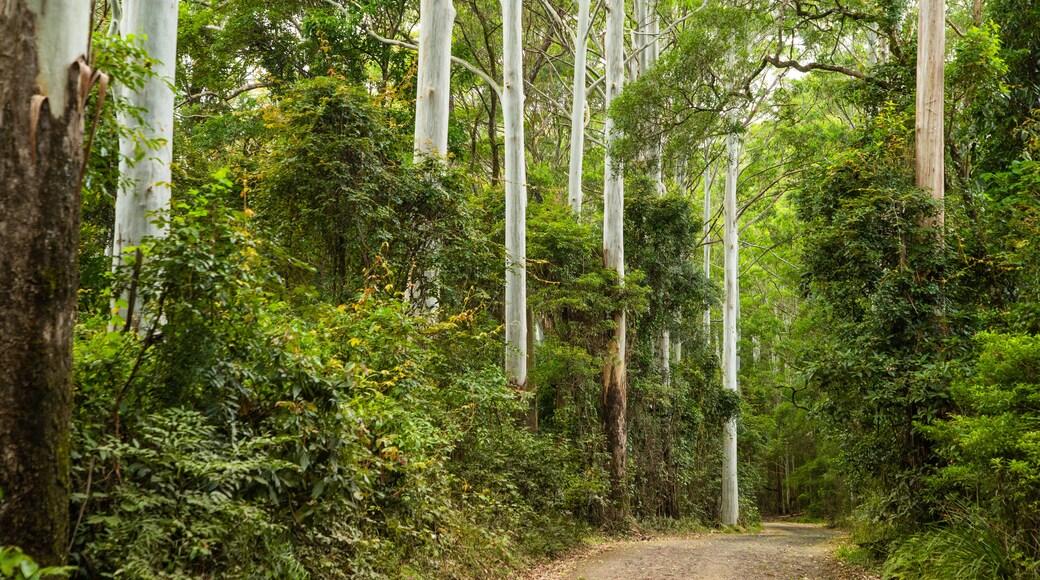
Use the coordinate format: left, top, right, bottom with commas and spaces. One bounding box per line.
414, 0, 456, 159
502, 0, 530, 424
112, 0, 180, 329
567, 0, 592, 214
411, 0, 456, 311
916, 0, 945, 226
721, 127, 741, 525
703, 145, 714, 340
0, 0, 90, 565
603, 0, 629, 515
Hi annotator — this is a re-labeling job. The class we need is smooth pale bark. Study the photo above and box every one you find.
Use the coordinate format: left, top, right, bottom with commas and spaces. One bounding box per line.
915, 0, 945, 227
566, 0, 592, 213
658, 329, 671, 383
703, 148, 713, 340
0, 0, 89, 564
112, 0, 179, 329
645, 0, 665, 196
502, 0, 528, 410
414, 0, 456, 159
411, 0, 456, 312
721, 130, 741, 526
641, 0, 668, 373
603, 0, 628, 515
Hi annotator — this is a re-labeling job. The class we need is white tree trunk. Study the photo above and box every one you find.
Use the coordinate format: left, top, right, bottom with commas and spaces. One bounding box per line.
410, 0, 456, 312
112, 0, 179, 329
703, 146, 713, 341
502, 0, 528, 396
721, 129, 741, 526
658, 328, 671, 383
567, 0, 592, 213
414, 0, 456, 160
916, 0, 945, 226
603, 0, 628, 514
646, 0, 665, 196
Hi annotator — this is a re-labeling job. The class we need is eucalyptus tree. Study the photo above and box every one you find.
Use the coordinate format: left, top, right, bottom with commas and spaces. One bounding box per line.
414, 0, 456, 159
703, 145, 714, 340
0, 0, 91, 564
602, 0, 629, 513
916, 0, 944, 226
567, 0, 593, 213
721, 126, 741, 525
112, 0, 180, 330
502, 0, 529, 412
411, 0, 456, 311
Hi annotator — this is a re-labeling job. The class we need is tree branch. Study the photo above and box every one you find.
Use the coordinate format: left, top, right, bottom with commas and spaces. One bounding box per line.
763, 54, 865, 79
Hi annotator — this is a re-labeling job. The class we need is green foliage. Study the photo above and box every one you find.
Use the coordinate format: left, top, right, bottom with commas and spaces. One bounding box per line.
249, 76, 497, 306
895, 333, 1040, 577
70, 173, 595, 577
0, 548, 73, 580
79, 31, 160, 315
883, 509, 1033, 579
794, 101, 955, 524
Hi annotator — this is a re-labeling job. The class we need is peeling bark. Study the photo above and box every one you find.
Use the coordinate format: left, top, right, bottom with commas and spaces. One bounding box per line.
0, 0, 88, 565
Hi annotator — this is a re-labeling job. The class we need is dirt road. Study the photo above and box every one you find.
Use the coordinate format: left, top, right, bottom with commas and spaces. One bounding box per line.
527, 522, 873, 580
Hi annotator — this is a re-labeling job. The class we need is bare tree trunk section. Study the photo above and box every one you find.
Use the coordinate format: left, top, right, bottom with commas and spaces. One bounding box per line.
414, 0, 456, 159
567, 0, 592, 214
915, 0, 945, 227
721, 130, 741, 526
411, 0, 455, 312
112, 0, 179, 330
603, 0, 629, 518
502, 0, 528, 409
0, 0, 89, 565
525, 306, 538, 430
703, 146, 713, 342
658, 328, 671, 385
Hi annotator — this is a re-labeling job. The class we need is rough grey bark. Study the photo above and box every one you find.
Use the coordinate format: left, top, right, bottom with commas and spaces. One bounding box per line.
0, 0, 89, 565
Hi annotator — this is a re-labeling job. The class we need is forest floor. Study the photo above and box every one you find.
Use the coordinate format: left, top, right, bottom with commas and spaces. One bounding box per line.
523, 521, 879, 580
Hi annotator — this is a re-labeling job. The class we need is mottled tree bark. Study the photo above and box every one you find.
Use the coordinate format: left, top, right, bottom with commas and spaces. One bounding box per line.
0, 0, 89, 565
916, 0, 945, 227
603, 0, 629, 518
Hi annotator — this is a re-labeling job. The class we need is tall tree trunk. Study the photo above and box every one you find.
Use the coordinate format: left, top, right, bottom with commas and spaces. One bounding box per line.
411, 0, 456, 312
414, 0, 456, 159
502, 0, 528, 409
641, 0, 669, 380
567, 0, 591, 213
0, 0, 89, 565
703, 146, 713, 341
603, 0, 629, 517
112, 0, 179, 330
916, 0, 945, 227
721, 129, 741, 526
489, 95, 501, 184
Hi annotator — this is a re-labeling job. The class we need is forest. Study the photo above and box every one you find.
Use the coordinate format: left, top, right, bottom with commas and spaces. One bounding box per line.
1, 0, 1039, 577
